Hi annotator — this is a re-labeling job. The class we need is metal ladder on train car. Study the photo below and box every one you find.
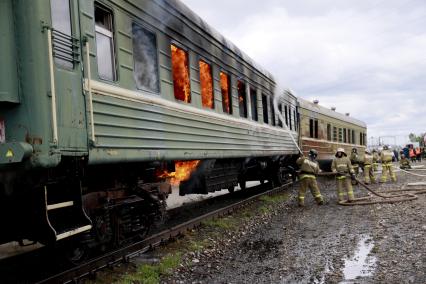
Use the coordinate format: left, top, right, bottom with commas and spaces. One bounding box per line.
37, 180, 92, 244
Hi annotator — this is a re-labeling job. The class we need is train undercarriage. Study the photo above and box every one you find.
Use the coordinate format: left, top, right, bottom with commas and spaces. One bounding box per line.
0, 154, 297, 262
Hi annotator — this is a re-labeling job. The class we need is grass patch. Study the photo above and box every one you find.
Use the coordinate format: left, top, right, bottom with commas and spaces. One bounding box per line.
202, 216, 237, 230
259, 193, 289, 204
120, 253, 181, 284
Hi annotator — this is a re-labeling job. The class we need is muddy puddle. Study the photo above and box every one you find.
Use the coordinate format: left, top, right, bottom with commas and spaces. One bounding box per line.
339, 235, 377, 283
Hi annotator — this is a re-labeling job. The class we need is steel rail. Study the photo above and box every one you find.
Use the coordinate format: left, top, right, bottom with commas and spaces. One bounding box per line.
37, 182, 292, 284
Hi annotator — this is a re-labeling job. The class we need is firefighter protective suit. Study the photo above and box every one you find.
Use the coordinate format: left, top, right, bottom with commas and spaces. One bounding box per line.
399, 155, 411, 169
350, 148, 360, 175
380, 146, 397, 182
332, 149, 355, 202
363, 150, 376, 184
296, 151, 324, 207
372, 150, 380, 171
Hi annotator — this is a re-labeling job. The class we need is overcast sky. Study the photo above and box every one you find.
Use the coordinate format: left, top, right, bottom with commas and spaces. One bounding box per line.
180, 0, 426, 145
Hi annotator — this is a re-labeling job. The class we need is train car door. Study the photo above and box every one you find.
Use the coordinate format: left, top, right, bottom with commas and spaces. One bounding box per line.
50, 0, 88, 153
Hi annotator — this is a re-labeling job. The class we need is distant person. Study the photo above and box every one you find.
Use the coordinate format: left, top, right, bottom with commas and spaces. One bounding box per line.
363, 149, 376, 184
380, 145, 397, 183
409, 147, 416, 163
416, 147, 422, 162
393, 149, 399, 162
296, 149, 324, 207
372, 149, 380, 171
331, 148, 356, 203
399, 154, 411, 170
403, 146, 409, 159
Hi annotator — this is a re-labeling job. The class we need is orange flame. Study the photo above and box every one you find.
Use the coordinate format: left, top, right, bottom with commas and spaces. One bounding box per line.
220, 72, 231, 114
157, 160, 200, 186
171, 45, 191, 103
199, 61, 214, 109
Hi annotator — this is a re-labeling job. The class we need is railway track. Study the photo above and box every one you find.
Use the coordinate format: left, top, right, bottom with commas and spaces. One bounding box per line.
36, 182, 293, 284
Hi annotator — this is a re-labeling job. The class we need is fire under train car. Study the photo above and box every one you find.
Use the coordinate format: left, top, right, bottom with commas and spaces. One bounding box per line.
0, 0, 299, 256
298, 98, 367, 171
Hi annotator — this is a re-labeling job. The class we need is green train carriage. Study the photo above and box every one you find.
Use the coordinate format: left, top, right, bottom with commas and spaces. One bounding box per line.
0, 0, 299, 251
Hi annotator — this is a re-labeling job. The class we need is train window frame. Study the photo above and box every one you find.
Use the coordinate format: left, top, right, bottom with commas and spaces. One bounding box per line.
338, 128, 343, 142
327, 124, 332, 141
289, 107, 292, 130
261, 94, 268, 124
278, 104, 283, 127
131, 22, 160, 94
50, 0, 74, 70
333, 126, 337, 142
309, 119, 314, 138
352, 130, 356, 145
270, 97, 276, 126
314, 119, 318, 138
347, 129, 351, 144
220, 70, 233, 114
249, 87, 258, 122
170, 43, 192, 103
94, 3, 118, 82
237, 80, 248, 118
199, 59, 215, 109
343, 128, 347, 143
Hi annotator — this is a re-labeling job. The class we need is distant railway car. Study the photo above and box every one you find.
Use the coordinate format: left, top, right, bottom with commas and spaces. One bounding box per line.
0, 0, 299, 256
298, 99, 367, 170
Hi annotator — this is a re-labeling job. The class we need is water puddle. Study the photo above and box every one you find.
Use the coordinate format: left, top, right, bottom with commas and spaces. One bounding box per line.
339, 235, 377, 283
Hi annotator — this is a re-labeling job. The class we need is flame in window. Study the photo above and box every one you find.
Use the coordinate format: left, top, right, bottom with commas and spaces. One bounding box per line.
220, 72, 231, 114
199, 61, 214, 109
171, 45, 191, 103
157, 160, 200, 186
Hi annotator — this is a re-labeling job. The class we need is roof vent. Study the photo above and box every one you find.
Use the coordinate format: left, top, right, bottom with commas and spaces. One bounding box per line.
331, 107, 336, 111
313, 99, 319, 104
345, 113, 350, 116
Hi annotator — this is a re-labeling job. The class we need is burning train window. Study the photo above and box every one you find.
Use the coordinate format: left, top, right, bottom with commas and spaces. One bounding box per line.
262, 94, 268, 124
95, 4, 117, 81
51, 0, 73, 69
171, 44, 191, 103
238, 81, 247, 118
132, 23, 159, 93
220, 72, 232, 114
199, 61, 214, 109
270, 97, 276, 126
250, 88, 258, 121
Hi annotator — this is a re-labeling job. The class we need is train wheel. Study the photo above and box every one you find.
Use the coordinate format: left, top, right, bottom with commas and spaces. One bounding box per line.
272, 167, 288, 187
228, 186, 235, 193
238, 178, 246, 190
60, 239, 90, 265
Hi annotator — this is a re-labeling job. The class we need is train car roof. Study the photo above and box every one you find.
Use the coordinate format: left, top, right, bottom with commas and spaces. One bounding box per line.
298, 98, 367, 128
166, 0, 275, 82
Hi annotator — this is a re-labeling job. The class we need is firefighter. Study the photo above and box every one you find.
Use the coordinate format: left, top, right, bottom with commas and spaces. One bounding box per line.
296, 149, 324, 207
372, 149, 380, 171
399, 154, 411, 169
331, 148, 356, 203
380, 145, 397, 182
363, 149, 376, 184
350, 148, 360, 175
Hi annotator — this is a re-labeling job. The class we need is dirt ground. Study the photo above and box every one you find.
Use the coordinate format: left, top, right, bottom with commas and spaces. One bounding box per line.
164, 162, 426, 284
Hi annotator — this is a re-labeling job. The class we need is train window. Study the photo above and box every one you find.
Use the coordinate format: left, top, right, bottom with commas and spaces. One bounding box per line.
309, 119, 314, 138
199, 61, 214, 109
339, 128, 343, 142
314, 120, 318, 138
327, 124, 331, 141
270, 97, 276, 126
333, 127, 337, 142
50, 0, 73, 69
360, 133, 363, 145
262, 94, 268, 124
343, 128, 347, 143
238, 81, 247, 118
132, 23, 159, 93
278, 104, 283, 127
294, 110, 297, 131
171, 44, 191, 103
352, 130, 356, 144
284, 105, 288, 126
347, 129, 351, 143
289, 108, 292, 130
220, 72, 232, 114
95, 4, 117, 81
250, 88, 258, 121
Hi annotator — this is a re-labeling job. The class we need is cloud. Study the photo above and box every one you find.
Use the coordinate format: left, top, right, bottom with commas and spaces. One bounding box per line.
181, 0, 426, 143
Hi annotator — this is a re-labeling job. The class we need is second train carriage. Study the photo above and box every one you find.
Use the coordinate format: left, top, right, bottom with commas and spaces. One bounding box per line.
298, 98, 367, 171
0, 0, 299, 250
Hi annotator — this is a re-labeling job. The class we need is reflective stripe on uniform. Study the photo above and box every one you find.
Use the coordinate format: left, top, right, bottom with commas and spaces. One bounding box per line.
336, 176, 346, 180
300, 174, 316, 180
338, 192, 345, 196
298, 196, 305, 199
314, 194, 322, 198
